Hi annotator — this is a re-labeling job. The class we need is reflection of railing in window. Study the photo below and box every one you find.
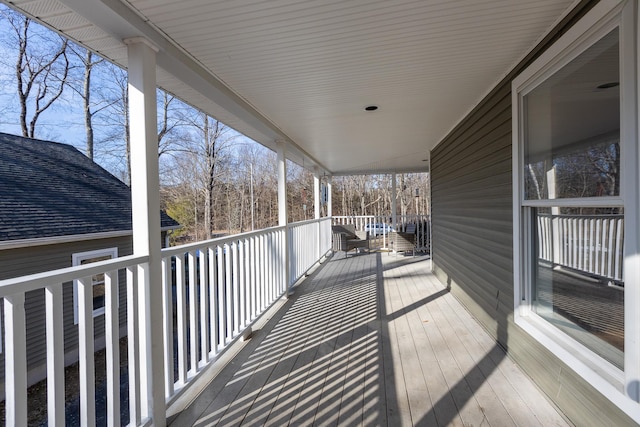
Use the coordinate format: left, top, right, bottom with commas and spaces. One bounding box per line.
537, 214, 624, 283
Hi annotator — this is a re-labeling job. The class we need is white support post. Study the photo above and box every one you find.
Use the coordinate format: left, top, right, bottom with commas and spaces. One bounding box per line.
327, 176, 333, 218
277, 141, 291, 294
125, 37, 165, 425
314, 171, 320, 220
314, 170, 321, 261
4, 293, 27, 426
392, 173, 398, 230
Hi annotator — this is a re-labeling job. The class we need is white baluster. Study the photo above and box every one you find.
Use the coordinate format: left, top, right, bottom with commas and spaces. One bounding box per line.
5, 292, 27, 426
45, 285, 65, 426
104, 270, 121, 427
161, 257, 174, 397
78, 276, 96, 426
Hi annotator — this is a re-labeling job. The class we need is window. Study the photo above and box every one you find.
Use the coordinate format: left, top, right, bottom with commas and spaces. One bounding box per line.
513, 0, 639, 415
72, 247, 118, 324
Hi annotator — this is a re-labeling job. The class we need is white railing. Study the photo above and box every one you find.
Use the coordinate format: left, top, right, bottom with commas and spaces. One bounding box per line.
289, 218, 332, 285
161, 217, 331, 405
0, 254, 149, 426
0, 218, 331, 426
332, 214, 430, 251
537, 214, 624, 283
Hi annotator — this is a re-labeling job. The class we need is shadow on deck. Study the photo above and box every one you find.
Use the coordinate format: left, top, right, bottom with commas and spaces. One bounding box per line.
168, 251, 569, 426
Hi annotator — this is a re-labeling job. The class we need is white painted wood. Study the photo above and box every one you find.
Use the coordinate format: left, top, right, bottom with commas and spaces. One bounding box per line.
162, 257, 175, 398
126, 37, 166, 425
0, 254, 147, 297
391, 174, 397, 230
232, 242, 240, 335
78, 276, 96, 426
217, 246, 225, 347
249, 237, 257, 319
224, 244, 233, 342
104, 270, 121, 427
277, 141, 290, 293
188, 251, 198, 375
208, 247, 218, 356
314, 172, 320, 220
199, 249, 210, 364
127, 266, 141, 426
4, 293, 27, 426
175, 254, 187, 385
327, 176, 332, 218
240, 239, 247, 329
45, 284, 65, 427
260, 234, 266, 310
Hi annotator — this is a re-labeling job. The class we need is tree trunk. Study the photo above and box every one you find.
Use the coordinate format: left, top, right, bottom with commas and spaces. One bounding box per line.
84, 51, 94, 160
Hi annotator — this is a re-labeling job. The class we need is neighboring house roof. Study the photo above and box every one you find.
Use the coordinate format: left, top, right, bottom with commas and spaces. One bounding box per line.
0, 132, 179, 242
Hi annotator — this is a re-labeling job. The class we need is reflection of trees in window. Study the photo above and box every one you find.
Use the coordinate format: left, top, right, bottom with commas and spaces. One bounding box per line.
556, 139, 619, 198
524, 135, 619, 201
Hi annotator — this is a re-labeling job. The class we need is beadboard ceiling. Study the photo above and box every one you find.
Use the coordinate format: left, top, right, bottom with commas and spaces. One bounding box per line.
5, 0, 577, 175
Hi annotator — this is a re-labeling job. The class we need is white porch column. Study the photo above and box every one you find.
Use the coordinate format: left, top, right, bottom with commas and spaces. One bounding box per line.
313, 170, 321, 261
277, 141, 291, 293
391, 173, 397, 229
314, 170, 320, 220
125, 37, 165, 426
327, 176, 332, 218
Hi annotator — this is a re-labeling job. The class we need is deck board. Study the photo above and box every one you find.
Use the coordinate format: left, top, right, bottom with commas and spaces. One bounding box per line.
169, 252, 570, 427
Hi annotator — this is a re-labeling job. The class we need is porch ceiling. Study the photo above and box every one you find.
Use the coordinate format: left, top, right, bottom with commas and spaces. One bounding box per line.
6, 0, 576, 175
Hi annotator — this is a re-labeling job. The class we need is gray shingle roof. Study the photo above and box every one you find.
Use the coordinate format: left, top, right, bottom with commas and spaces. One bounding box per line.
0, 132, 179, 241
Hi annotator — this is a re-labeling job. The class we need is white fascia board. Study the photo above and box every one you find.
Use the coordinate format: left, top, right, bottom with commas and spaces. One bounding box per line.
0, 226, 179, 251
0, 230, 131, 251
56, 0, 329, 175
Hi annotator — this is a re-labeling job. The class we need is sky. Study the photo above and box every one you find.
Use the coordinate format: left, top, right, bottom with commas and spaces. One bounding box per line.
0, 3, 268, 182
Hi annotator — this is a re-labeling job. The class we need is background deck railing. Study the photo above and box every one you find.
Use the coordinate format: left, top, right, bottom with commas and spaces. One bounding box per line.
0, 217, 331, 426
537, 213, 624, 283
332, 214, 430, 251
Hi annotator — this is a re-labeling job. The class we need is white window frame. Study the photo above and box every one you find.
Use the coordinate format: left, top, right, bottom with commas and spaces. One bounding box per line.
512, 0, 640, 420
72, 247, 119, 324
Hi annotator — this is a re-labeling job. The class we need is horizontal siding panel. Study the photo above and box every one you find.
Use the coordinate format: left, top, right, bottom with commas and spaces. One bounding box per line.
430, 102, 511, 166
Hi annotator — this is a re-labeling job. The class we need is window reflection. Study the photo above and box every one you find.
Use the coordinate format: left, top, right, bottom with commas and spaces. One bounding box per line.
533, 207, 624, 369
524, 29, 619, 200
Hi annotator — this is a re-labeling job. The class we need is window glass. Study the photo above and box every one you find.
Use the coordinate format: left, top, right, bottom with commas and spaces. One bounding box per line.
522, 27, 625, 369
524, 29, 620, 200
532, 207, 624, 368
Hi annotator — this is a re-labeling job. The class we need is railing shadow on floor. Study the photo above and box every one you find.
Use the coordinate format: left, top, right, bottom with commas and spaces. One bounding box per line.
168, 251, 515, 427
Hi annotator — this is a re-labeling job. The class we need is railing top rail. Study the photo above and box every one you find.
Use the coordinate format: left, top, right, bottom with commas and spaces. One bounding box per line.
288, 217, 331, 227
537, 213, 624, 219
0, 254, 149, 296
162, 224, 286, 257
162, 217, 331, 258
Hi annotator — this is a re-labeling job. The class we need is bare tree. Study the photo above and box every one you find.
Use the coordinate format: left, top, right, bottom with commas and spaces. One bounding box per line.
65, 45, 113, 160
3, 10, 69, 138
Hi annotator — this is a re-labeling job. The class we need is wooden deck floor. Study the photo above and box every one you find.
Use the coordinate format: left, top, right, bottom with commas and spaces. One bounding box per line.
168, 252, 570, 427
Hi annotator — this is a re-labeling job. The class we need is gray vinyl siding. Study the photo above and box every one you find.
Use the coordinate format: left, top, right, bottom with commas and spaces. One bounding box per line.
430, 0, 636, 425
0, 236, 133, 387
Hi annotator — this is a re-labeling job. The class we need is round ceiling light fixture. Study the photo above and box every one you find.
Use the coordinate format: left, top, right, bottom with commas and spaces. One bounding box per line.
597, 82, 619, 89
364, 105, 378, 111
